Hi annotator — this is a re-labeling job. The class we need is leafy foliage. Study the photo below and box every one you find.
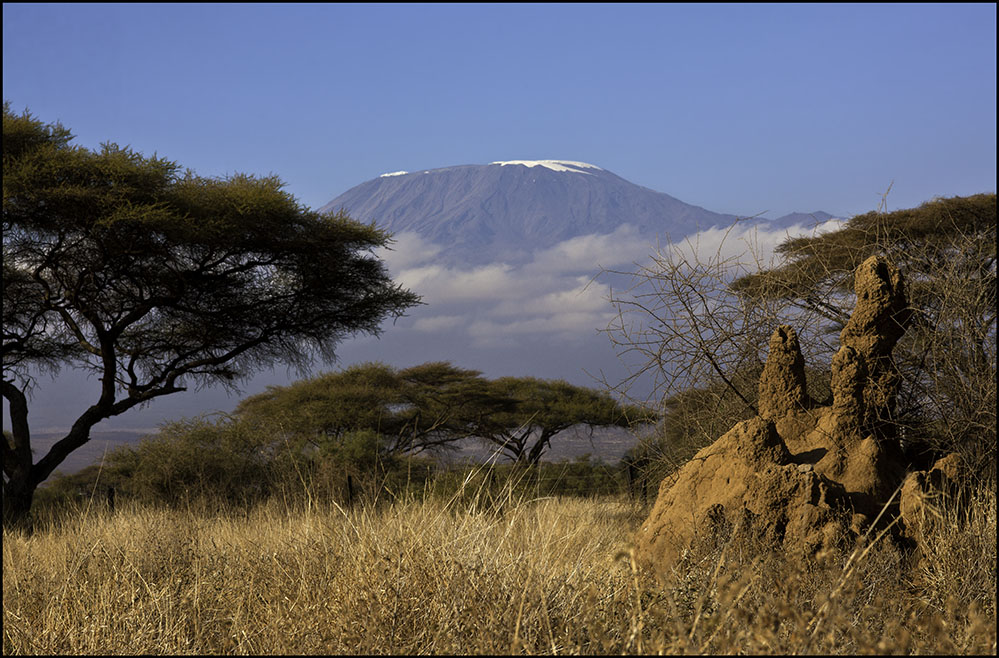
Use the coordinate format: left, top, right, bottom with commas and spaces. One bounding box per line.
2, 103, 420, 525
235, 361, 501, 459
478, 376, 650, 464
237, 362, 651, 466
102, 416, 276, 506
732, 193, 995, 326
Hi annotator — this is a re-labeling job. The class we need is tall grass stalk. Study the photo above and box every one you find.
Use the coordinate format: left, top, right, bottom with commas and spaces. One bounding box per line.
3, 481, 995, 654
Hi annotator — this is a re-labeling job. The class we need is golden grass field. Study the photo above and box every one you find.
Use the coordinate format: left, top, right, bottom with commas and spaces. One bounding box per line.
3, 474, 996, 655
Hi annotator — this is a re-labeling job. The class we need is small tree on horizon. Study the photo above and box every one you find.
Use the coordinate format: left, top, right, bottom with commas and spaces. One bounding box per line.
478, 376, 649, 465
234, 361, 503, 460
2, 103, 421, 526
235, 363, 651, 467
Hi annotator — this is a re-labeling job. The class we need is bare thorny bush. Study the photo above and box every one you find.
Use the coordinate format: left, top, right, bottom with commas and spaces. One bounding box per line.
598, 220, 841, 477
600, 193, 996, 484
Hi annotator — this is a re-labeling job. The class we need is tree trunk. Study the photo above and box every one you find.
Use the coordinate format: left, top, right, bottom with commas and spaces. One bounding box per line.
3, 473, 36, 532
3, 381, 37, 530
4, 380, 103, 530
525, 428, 559, 465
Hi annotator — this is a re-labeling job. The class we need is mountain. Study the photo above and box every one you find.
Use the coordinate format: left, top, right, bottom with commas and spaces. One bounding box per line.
319, 160, 829, 264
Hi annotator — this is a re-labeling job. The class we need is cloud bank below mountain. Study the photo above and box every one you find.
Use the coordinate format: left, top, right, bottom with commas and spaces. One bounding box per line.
375, 218, 845, 348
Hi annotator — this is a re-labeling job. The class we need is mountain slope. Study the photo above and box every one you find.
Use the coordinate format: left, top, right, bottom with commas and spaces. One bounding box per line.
319, 160, 837, 264
320, 161, 738, 262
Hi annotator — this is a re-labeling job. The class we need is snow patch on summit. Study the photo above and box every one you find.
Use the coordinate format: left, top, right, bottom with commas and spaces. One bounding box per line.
490, 160, 602, 174
380, 171, 409, 177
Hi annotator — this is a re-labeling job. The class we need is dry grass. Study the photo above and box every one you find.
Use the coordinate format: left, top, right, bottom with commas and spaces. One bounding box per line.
3, 476, 996, 655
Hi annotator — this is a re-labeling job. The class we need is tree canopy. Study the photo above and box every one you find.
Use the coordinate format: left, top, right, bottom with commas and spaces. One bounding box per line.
478, 376, 647, 464
2, 103, 420, 525
235, 361, 502, 460
731, 193, 996, 328
235, 362, 650, 466
606, 192, 995, 479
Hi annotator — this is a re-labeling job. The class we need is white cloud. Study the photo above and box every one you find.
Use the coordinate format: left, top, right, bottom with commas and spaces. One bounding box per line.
466, 310, 613, 347
394, 262, 518, 303
375, 231, 443, 270
376, 218, 847, 347
660, 218, 846, 271
526, 224, 652, 274
491, 276, 609, 317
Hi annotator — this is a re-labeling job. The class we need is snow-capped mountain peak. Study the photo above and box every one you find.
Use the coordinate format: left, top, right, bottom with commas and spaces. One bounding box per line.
319, 161, 836, 266
489, 160, 602, 174
319, 161, 734, 264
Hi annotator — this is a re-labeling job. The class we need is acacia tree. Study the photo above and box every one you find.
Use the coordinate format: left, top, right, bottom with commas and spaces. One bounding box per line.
2, 104, 420, 525
236, 364, 648, 467
234, 361, 505, 459
479, 376, 646, 465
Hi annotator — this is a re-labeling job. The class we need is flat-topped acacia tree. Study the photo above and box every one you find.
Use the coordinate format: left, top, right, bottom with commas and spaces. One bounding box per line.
2, 103, 420, 526
479, 376, 648, 465
234, 361, 505, 459
235, 363, 653, 466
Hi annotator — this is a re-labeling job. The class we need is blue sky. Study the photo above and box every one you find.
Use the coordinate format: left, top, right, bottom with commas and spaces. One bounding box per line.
4, 3, 995, 219
3, 3, 997, 449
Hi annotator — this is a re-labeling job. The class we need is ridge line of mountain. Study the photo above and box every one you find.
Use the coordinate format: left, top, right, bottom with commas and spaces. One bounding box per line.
318, 161, 837, 265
